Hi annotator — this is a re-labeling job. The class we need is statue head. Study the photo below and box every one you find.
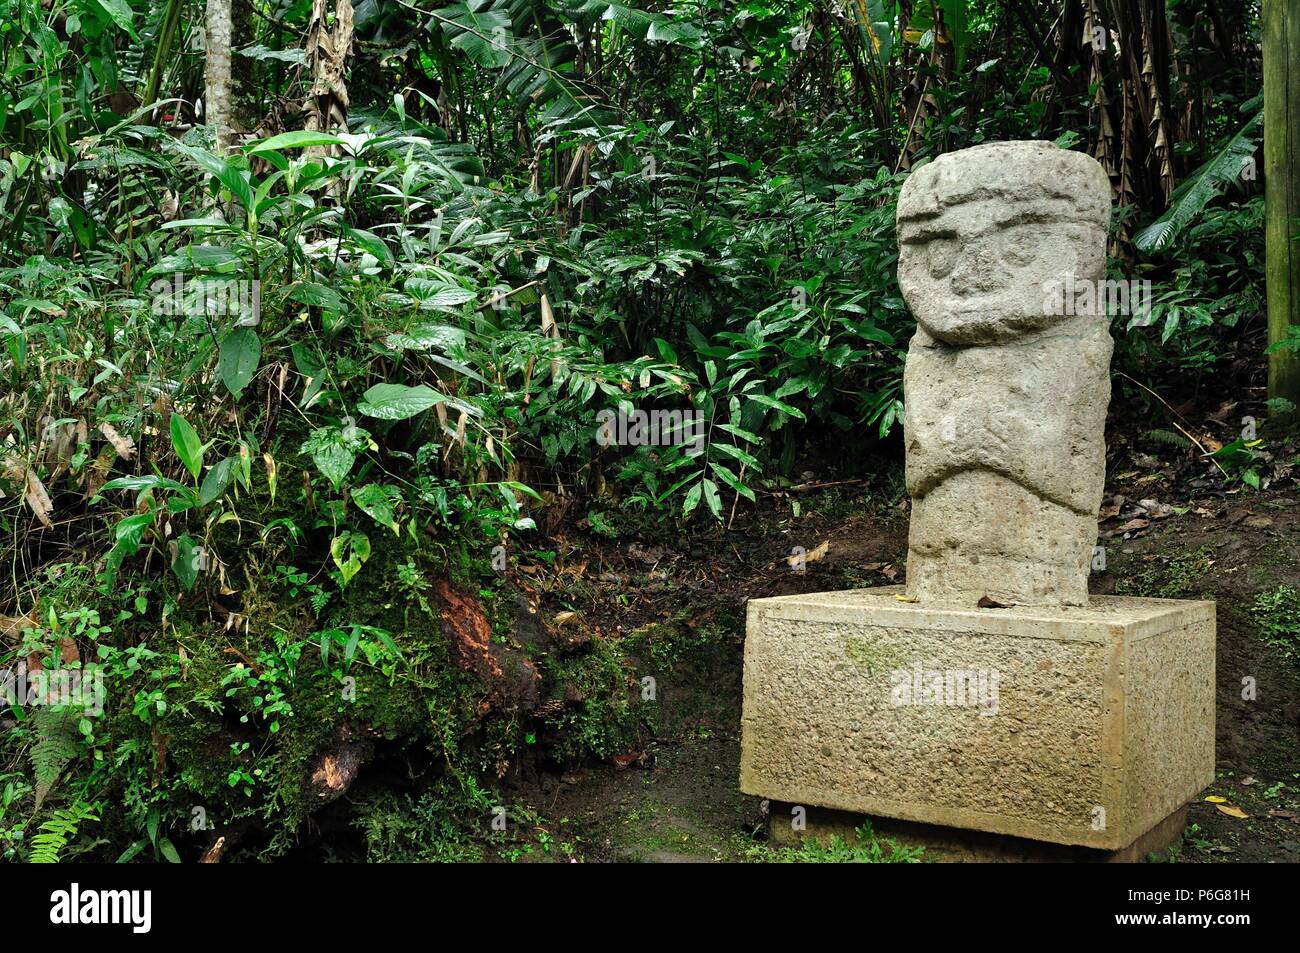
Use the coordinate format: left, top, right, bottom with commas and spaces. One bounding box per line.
897, 141, 1111, 346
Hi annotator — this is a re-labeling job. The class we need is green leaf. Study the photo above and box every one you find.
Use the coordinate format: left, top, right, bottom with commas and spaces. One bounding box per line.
170, 414, 204, 481
357, 383, 444, 420
92, 0, 137, 38
351, 484, 400, 535
682, 481, 702, 517
345, 227, 394, 268
168, 140, 255, 212
711, 462, 756, 502
246, 131, 347, 155
219, 327, 261, 397
115, 840, 148, 864
172, 534, 203, 590
99, 474, 198, 501
330, 532, 371, 586
300, 428, 359, 490
713, 442, 761, 469
114, 512, 155, 554
1133, 111, 1263, 253
702, 478, 722, 519
747, 394, 807, 420
158, 837, 181, 863
200, 457, 237, 506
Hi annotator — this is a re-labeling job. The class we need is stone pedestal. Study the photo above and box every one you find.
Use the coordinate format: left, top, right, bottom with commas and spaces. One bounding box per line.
740, 587, 1215, 852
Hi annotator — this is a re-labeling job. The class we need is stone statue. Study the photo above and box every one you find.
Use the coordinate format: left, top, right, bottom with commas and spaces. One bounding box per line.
896, 141, 1113, 607
744, 142, 1213, 855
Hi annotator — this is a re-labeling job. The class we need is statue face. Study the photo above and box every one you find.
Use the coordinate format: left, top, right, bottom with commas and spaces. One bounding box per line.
898, 199, 1106, 346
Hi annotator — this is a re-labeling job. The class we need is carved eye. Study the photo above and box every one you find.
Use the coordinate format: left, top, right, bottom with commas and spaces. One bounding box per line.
927, 239, 958, 278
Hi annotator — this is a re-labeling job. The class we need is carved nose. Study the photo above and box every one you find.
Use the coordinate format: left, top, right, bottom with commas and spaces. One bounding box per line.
950, 247, 1001, 294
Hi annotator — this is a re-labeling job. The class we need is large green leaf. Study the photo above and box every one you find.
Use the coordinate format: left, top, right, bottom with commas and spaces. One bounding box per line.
168, 141, 256, 212
351, 484, 401, 535
219, 327, 261, 397
170, 414, 203, 481
1134, 111, 1263, 253
171, 534, 203, 590
357, 384, 444, 420
245, 131, 348, 155
331, 531, 371, 586
200, 457, 237, 506
300, 428, 359, 490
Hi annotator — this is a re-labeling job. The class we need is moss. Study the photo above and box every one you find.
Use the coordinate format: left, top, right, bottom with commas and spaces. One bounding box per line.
1252, 585, 1300, 661
844, 635, 904, 675
1114, 546, 1216, 599
543, 632, 654, 763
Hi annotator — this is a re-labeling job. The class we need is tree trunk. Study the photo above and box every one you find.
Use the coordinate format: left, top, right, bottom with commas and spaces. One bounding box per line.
205, 0, 234, 154
1264, 0, 1300, 419
144, 0, 185, 109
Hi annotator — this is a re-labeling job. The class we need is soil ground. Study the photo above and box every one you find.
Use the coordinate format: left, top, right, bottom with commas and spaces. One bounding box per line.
494, 443, 1300, 863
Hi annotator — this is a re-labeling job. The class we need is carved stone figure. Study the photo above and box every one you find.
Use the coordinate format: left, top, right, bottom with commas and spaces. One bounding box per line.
897, 141, 1113, 606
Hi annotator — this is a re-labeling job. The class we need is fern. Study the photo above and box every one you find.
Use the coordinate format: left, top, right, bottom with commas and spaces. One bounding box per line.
28, 801, 99, 864
1145, 428, 1192, 449
30, 708, 82, 808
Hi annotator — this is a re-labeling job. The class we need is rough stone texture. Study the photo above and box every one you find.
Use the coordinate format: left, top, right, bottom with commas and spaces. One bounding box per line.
898, 140, 1114, 607
739, 588, 1215, 850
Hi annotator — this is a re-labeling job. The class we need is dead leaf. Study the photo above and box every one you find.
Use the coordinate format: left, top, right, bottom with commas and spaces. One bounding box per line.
99, 422, 136, 460
199, 836, 227, 864
787, 540, 829, 567
1204, 795, 1227, 803
0, 612, 38, 641
24, 467, 54, 527
978, 595, 1013, 609
1215, 804, 1249, 819
553, 611, 577, 626
1118, 517, 1150, 533
1268, 809, 1300, 823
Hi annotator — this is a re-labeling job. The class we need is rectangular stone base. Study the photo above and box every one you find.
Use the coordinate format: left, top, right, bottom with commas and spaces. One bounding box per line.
741, 587, 1215, 851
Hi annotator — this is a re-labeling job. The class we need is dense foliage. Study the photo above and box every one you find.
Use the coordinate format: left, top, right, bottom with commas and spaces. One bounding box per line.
0, 0, 1272, 861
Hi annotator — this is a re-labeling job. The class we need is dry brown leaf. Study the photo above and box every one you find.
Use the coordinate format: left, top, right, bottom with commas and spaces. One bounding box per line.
0, 611, 39, 641
199, 836, 227, 864
99, 422, 136, 460
1215, 804, 1248, 819
787, 540, 829, 567
24, 467, 54, 527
